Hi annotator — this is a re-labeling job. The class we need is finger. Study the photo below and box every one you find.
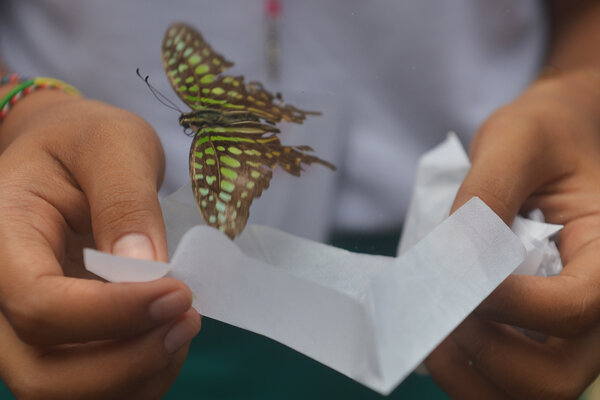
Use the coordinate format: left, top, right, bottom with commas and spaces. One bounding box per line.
452, 317, 600, 400
452, 115, 560, 223
56, 105, 168, 261
117, 343, 189, 400
42, 310, 200, 399
2, 309, 201, 400
426, 338, 512, 400
0, 156, 192, 347
451, 115, 600, 339
477, 242, 600, 337
0, 226, 193, 346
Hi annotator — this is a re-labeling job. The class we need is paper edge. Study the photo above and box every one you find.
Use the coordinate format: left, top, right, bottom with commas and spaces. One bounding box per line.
84, 248, 172, 282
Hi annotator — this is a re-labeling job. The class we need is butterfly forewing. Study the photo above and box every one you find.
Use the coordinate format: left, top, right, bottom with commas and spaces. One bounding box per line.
162, 23, 319, 123
162, 23, 234, 110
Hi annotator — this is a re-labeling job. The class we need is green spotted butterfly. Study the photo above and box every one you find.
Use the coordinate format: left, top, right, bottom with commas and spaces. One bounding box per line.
161, 23, 336, 239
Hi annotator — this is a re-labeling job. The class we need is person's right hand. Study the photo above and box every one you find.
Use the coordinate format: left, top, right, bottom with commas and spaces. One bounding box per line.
0, 88, 201, 399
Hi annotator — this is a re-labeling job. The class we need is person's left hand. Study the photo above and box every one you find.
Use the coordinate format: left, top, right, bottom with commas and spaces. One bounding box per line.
425, 69, 600, 400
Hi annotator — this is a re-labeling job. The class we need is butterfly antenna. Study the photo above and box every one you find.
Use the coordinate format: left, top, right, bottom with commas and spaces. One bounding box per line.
136, 68, 183, 113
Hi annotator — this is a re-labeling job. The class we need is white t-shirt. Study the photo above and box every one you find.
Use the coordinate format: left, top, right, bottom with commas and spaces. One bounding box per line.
0, 0, 548, 240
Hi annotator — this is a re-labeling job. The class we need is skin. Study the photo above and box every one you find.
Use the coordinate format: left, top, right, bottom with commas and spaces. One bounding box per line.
0, 88, 201, 398
425, 1, 600, 399
0, 1, 598, 398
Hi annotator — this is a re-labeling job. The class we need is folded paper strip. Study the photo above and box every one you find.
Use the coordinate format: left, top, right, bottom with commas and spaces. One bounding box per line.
85, 133, 561, 395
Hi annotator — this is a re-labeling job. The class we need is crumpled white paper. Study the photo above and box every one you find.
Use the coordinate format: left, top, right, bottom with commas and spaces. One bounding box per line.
84, 133, 561, 395
399, 132, 562, 276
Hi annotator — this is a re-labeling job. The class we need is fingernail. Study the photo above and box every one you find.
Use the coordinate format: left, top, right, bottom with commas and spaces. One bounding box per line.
112, 233, 155, 260
164, 314, 202, 354
148, 290, 190, 322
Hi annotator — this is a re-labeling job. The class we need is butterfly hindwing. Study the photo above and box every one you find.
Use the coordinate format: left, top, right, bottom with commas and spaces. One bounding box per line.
189, 126, 273, 238
189, 125, 335, 238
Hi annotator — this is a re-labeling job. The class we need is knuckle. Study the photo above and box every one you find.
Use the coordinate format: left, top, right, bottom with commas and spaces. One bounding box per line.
458, 181, 514, 223
7, 366, 60, 400
525, 357, 585, 400
463, 334, 493, 366
65, 101, 163, 165
477, 109, 542, 144
450, 320, 500, 370
163, 278, 192, 297
93, 185, 158, 228
90, 104, 160, 147
10, 378, 46, 400
2, 296, 48, 345
423, 347, 448, 373
534, 377, 581, 400
551, 384, 583, 400
561, 287, 600, 337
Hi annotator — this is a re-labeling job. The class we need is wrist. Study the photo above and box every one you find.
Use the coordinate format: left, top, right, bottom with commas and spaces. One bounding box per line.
0, 82, 18, 101
0, 78, 81, 151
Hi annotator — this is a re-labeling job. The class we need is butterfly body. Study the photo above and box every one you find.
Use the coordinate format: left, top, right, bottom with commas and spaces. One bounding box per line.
179, 109, 264, 132
162, 23, 335, 239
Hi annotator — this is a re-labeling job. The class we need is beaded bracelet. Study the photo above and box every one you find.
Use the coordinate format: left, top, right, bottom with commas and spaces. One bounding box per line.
0, 76, 81, 122
0, 73, 21, 86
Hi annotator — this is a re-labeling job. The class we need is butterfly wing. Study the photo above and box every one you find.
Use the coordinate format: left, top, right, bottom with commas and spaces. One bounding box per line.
162, 23, 318, 124
189, 124, 335, 238
162, 23, 234, 110
164, 23, 337, 238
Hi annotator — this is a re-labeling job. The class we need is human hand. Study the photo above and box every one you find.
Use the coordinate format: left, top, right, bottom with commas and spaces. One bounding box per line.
426, 69, 600, 399
0, 89, 201, 399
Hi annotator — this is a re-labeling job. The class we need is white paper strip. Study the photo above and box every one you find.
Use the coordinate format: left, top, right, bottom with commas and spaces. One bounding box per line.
398, 133, 564, 376
85, 196, 525, 394
85, 132, 565, 394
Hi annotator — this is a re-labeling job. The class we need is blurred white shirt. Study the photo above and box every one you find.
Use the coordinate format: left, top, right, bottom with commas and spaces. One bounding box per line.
0, 0, 548, 240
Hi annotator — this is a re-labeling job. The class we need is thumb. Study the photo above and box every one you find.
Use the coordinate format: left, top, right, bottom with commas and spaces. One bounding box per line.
451, 117, 551, 224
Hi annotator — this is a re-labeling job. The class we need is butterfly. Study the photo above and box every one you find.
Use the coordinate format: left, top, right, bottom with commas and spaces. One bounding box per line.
161, 23, 336, 239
